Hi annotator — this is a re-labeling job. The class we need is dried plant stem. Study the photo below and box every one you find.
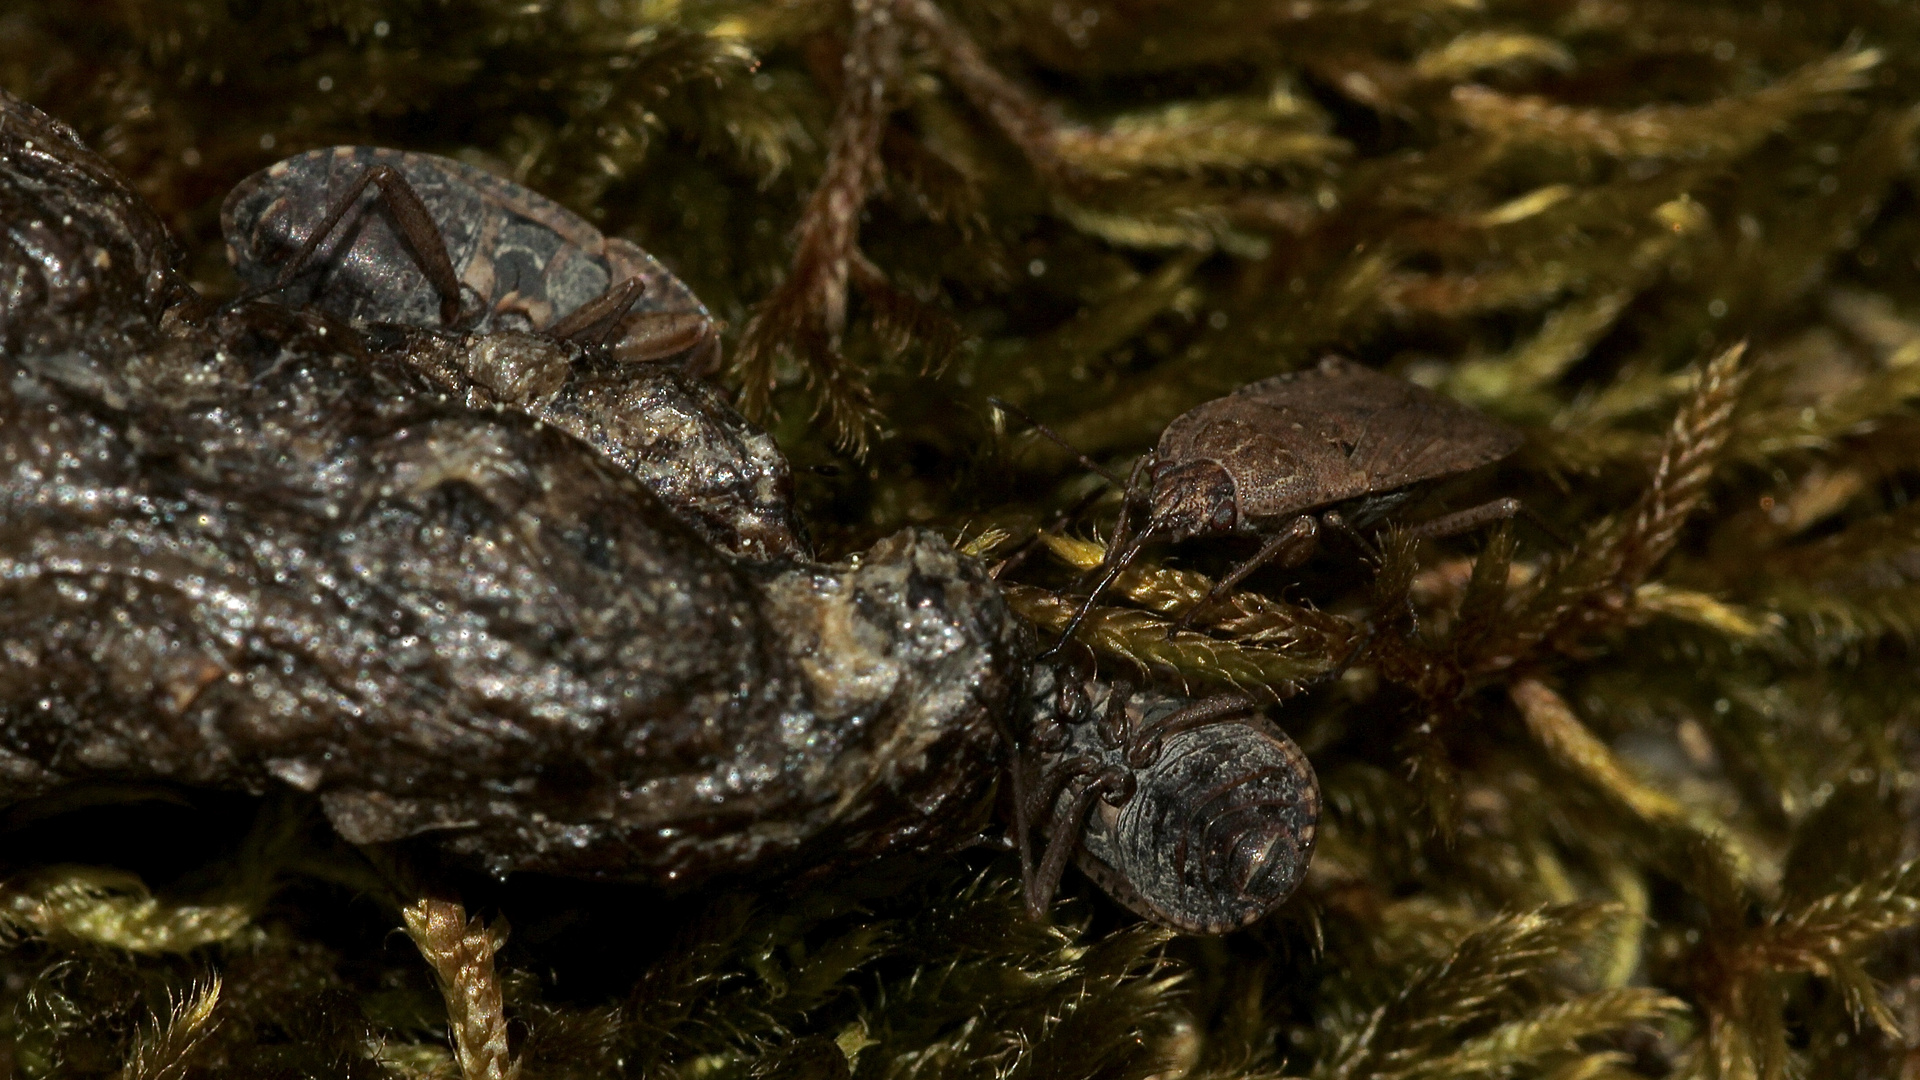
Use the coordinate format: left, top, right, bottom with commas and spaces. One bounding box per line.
403, 897, 518, 1080
892, 0, 1069, 176
736, 0, 899, 452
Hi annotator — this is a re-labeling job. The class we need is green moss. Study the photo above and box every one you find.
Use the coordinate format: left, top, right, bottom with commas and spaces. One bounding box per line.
7, 0, 1920, 1076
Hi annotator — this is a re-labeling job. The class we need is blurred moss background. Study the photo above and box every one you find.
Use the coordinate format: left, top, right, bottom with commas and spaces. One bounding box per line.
8, 1, 1920, 1077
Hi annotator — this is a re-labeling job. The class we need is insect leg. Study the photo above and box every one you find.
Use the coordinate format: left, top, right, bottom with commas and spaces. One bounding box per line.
605, 311, 722, 367
1124, 692, 1257, 768
547, 276, 646, 344
1095, 679, 1135, 749
1013, 753, 1092, 915
1024, 771, 1102, 919
1318, 510, 1380, 561
1167, 514, 1317, 633
1404, 496, 1522, 541
252, 164, 469, 328
1043, 457, 1153, 657
993, 711, 1045, 919
1092, 456, 1149, 582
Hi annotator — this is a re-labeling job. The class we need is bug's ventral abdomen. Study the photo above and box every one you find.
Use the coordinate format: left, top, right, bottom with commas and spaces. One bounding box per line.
1022, 671, 1320, 934
1089, 714, 1318, 933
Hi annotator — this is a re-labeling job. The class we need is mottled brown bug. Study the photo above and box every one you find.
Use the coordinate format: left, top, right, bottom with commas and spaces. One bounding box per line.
1011, 663, 1319, 933
222, 146, 719, 373
1028, 356, 1525, 650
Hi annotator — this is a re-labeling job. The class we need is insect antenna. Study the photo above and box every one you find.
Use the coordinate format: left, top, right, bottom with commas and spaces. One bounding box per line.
988, 397, 1161, 654
986, 397, 1129, 491
1042, 532, 1149, 658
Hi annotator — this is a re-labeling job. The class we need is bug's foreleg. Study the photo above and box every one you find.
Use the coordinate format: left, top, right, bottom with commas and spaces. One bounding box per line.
1168, 514, 1317, 634
1044, 537, 1145, 658
1089, 456, 1149, 583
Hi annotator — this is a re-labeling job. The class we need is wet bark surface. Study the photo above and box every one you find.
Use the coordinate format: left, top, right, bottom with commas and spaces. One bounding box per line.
0, 90, 1022, 886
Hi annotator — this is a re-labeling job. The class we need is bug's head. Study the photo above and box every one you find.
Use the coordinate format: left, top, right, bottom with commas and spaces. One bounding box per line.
1145, 460, 1237, 541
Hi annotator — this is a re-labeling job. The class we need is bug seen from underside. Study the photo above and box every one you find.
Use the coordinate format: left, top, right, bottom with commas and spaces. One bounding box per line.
1002, 356, 1527, 653
222, 146, 720, 373
1010, 660, 1319, 934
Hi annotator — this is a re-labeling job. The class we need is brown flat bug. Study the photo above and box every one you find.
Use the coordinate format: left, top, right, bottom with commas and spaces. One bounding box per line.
1009, 662, 1319, 933
222, 146, 719, 373
1007, 356, 1526, 651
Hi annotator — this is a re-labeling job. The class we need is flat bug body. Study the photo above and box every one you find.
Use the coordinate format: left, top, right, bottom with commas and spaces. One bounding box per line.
1012, 664, 1319, 933
222, 146, 718, 372
1041, 356, 1525, 648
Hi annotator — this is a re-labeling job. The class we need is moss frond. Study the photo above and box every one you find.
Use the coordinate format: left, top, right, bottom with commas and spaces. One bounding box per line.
0, 866, 258, 955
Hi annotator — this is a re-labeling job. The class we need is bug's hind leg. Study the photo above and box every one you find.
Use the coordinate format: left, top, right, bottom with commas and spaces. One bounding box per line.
1123, 693, 1258, 769
1404, 497, 1522, 541
1018, 764, 1109, 921
548, 276, 646, 344
241, 164, 470, 328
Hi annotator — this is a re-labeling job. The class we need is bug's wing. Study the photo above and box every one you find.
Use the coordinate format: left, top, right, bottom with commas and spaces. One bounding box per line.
1185, 356, 1521, 516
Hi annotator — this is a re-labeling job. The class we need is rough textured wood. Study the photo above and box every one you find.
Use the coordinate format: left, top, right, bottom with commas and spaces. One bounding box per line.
0, 91, 1020, 887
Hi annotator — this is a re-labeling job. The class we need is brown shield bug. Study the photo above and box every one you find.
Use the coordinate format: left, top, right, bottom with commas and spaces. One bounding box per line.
1009, 662, 1319, 933
221, 146, 719, 373
1005, 356, 1526, 651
